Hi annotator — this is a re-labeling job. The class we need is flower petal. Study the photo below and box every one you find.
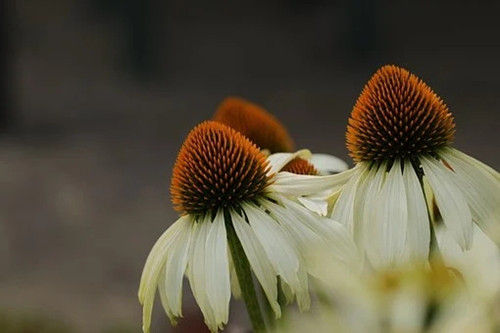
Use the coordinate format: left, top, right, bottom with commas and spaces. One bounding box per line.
310, 153, 349, 175
297, 196, 329, 216
402, 160, 430, 261
228, 251, 241, 299
162, 218, 192, 320
205, 210, 231, 327
442, 149, 500, 243
421, 155, 473, 250
264, 195, 361, 273
268, 167, 357, 197
187, 215, 217, 330
352, 164, 382, 250
244, 203, 310, 310
445, 147, 500, 181
230, 210, 281, 317
332, 163, 369, 234
138, 216, 190, 333
267, 149, 312, 175
368, 162, 408, 267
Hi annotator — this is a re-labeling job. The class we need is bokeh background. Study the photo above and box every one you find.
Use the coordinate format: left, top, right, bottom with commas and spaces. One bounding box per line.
1, 1, 499, 332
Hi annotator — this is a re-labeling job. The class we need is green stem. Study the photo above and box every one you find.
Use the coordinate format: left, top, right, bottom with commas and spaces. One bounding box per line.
225, 210, 266, 333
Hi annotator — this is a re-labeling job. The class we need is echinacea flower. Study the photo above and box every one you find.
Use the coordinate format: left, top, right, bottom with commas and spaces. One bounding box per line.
213, 96, 348, 175
138, 121, 358, 332
275, 259, 497, 333
330, 65, 500, 267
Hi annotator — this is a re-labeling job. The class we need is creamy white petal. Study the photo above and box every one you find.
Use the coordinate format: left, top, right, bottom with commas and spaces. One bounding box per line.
244, 203, 309, 310
297, 196, 329, 216
441, 149, 500, 243
187, 215, 217, 330
157, 265, 175, 325
369, 162, 407, 267
280, 278, 294, 304
358, 164, 386, 257
389, 288, 427, 332
268, 166, 357, 197
332, 163, 369, 235
267, 149, 312, 175
421, 156, 473, 250
205, 210, 231, 327
162, 218, 192, 320
402, 160, 430, 261
230, 210, 281, 317
139, 216, 190, 333
422, 176, 436, 225
445, 147, 500, 181
310, 153, 349, 175
228, 251, 241, 299
350, 165, 370, 245
264, 195, 360, 272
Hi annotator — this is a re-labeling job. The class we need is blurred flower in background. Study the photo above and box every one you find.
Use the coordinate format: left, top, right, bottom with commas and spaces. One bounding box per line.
212, 96, 349, 175
275, 254, 500, 333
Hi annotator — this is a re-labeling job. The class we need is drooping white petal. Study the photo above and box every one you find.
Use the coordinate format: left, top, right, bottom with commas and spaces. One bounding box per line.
187, 215, 217, 331
351, 164, 383, 258
205, 210, 231, 327
230, 210, 281, 317
244, 203, 310, 310
332, 163, 369, 234
421, 155, 473, 250
310, 153, 349, 175
268, 166, 357, 197
266, 149, 312, 175
158, 265, 175, 324
402, 160, 430, 261
368, 161, 408, 267
441, 149, 500, 243
162, 217, 192, 320
139, 216, 191, 333
228, 251, 241, 299
263, 195, 361, 273
444, 147, 500, 181
354, 164, 383, 250
297, 196, 329, 216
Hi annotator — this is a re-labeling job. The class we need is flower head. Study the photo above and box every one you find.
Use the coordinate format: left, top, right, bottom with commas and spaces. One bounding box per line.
347, 65, 455, 163
171, 121, 270, 214
213, 96, 349, 175
213, 97, 295, 153
282, 157, 319, 175
139, 121, 358, 332
327, 65, 500, 267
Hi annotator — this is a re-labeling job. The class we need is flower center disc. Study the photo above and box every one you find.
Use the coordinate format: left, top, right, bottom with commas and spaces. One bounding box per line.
282, 157, 318, 175
213, 97, 295, 153
347, 65, 455, 163
171, 121, 270, 215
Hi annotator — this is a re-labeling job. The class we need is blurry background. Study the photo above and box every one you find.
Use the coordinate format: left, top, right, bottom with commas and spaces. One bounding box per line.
1, 0, 499, 332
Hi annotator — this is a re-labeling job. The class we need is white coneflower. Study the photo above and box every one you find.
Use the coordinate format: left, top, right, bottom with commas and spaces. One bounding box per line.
213, 96, 348, 175
275, 259, 498, 333
138, 121, 358, 332
330, 65, 500, 267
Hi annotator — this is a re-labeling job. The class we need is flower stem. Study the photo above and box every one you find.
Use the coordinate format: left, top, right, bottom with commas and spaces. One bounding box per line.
225, 210, 266, 333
